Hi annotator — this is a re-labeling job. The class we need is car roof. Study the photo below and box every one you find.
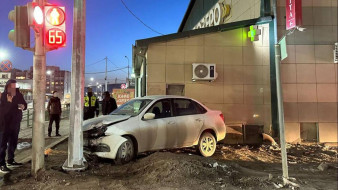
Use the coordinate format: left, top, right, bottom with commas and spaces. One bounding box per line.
135, 95, 192, 101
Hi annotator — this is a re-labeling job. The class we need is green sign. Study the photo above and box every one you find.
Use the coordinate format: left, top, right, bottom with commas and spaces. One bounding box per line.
248, 25, 256, 41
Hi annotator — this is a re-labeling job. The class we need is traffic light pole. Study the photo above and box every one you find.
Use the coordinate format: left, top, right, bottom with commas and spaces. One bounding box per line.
105, 56, 108, 91
31, 0, 46, 178
62, 0, 87, 171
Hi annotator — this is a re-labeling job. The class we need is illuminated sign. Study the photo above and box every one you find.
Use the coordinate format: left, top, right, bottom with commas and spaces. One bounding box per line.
286, 0, 302, 30
44, 6, 66, 48
193, 0, 231, 30
248, 25, 261, 41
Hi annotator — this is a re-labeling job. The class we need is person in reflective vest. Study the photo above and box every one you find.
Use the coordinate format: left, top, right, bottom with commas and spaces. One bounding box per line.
84, 88, 99, 120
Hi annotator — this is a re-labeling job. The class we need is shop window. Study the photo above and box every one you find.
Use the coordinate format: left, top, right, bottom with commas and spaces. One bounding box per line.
300, 123, 318, 142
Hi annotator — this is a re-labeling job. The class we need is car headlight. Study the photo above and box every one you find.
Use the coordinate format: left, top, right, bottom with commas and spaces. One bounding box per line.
89, 122, 108, 138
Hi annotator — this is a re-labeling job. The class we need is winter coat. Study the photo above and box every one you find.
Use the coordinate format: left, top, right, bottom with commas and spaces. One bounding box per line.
102, 97, 117, 115
1, 80, 27, 122
47, 97, 62, 115
0, 92, 11, 132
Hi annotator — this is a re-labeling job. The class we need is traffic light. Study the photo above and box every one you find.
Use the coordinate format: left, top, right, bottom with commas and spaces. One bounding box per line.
27, 2, 44, 31
44, 6, 66, 48
8, 6, 30, 48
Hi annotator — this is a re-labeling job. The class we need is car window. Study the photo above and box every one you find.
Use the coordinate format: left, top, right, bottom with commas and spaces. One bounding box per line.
192, 100, 207, 114
111, 99, 152, 116
173, 99, 198, 116
146, 99, 172, 119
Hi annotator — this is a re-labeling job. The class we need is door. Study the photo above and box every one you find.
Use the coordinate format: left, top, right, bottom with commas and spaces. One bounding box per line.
139, 99, 177, 151
173, 99, 204, 147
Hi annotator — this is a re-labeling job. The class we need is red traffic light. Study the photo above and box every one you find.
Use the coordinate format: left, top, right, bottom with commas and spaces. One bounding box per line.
46, 28, 66, 46
46, 7, 65, 26
44, 5, 66, 48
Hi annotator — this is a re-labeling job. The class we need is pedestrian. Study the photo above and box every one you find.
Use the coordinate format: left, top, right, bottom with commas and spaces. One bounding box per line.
102, 91, 117, 115
84, 88, 99, 120
0, 80, 27, 173
47, 91, 62, 137
0, 91, 11, 173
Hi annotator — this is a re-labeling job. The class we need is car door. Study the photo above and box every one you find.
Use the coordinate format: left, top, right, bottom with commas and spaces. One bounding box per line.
139, 99, 177, 151
173, 99, 204, 147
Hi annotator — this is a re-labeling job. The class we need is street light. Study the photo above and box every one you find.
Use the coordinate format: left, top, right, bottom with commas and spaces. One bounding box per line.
90, 77, 94, 81
124, 56, 130, 86
46, 70, 52, 75
0, 50, 8, 60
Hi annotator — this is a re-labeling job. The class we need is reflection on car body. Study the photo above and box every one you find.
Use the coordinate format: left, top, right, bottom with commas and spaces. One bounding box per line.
83, 95, 226, 164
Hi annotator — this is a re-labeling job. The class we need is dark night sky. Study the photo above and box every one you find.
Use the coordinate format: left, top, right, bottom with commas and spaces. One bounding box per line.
0, 0, 190, 85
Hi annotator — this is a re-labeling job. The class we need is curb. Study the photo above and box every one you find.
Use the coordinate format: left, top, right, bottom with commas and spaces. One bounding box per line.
17, 136, 69, 164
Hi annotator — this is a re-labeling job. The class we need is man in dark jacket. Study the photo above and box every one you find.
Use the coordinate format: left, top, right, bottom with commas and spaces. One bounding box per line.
102, 91, 117, 115
0, 80, 27, 173
47, 91, 62, 137
0, 91, 11, 173
84, 88, 99, 120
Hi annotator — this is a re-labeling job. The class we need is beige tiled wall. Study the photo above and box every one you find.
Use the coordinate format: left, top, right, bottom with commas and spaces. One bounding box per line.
278, 0, 338, 142
146, 24, 271, 129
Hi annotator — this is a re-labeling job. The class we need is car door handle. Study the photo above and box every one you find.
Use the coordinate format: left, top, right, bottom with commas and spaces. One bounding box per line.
195, 118, 202, 122
168, 121, 176, 125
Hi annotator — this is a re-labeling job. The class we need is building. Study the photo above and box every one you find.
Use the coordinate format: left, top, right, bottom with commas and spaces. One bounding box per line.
44, 66, 71, 100
0, 71, 11, 92
133, 0, 337, 143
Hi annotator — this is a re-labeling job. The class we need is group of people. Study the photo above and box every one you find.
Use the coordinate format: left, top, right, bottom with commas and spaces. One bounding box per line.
84, 88, 117, 120
0, 80, 27, 174
0, 82, 117, 174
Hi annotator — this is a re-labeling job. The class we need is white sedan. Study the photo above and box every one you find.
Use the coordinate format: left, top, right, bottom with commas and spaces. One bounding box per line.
83, 95, 226, 164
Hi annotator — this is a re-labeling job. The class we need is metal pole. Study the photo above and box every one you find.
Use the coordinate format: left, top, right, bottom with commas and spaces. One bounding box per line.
275, 44, 289, 181
105, 56, 108, 91
125, 56, 129, 85
31, 0, 46, 178
272, 0, 289, 183
62, 0, 87, 171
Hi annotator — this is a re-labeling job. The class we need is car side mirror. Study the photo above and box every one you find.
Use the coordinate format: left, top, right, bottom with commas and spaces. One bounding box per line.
144, 113, 155, 120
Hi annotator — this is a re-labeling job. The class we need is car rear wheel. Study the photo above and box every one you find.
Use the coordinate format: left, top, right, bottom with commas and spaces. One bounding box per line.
114, 137, 135, 165
198, 132, 216, 157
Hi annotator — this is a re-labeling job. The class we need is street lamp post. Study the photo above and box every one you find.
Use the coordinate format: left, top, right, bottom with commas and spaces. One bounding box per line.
124, 56, 129, 86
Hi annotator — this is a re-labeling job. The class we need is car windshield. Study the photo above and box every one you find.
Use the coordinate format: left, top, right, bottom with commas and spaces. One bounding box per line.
110, 99, 152, 116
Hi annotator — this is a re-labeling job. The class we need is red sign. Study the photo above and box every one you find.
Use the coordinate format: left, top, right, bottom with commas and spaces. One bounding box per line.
46, 28, 66, 46
44, 6, 66, 48
286, 0, 302, 30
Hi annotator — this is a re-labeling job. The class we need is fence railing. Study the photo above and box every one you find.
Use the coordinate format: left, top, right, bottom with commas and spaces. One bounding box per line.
21, 104, 70, 128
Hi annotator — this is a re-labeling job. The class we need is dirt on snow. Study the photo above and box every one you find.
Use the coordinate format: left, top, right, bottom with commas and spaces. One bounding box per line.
0, 141, 337, 190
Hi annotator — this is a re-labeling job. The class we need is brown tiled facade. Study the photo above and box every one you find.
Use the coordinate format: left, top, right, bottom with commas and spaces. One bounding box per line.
278, 0, 337, 143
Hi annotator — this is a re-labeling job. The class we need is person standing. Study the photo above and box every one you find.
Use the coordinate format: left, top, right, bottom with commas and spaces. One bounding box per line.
84, 88, 99, 120
0, 91, 11, 173
102, 91, 117, 115
0, 80, 27, 172
47, 91, 62, 137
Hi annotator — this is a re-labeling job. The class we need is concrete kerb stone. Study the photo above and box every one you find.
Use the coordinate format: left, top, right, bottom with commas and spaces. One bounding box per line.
17, 136, 69, 164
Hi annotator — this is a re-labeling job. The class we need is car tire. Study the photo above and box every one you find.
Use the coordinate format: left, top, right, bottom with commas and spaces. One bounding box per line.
114, 136, 135, 165
197, 132, 217, 157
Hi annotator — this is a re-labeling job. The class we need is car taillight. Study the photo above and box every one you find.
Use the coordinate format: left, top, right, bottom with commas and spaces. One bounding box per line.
220, 114, 225, 123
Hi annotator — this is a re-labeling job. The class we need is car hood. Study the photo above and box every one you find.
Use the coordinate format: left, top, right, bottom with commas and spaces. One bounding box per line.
82, 115, 131, 131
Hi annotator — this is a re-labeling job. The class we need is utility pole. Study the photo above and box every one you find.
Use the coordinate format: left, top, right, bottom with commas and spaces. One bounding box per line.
31, 0, 46, 177
63, 0, 87, 171
105, 56, 108, 91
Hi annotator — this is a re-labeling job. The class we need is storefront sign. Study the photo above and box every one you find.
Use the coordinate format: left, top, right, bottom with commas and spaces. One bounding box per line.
193, 1, 231, 30
286, 0, 302, 30
113, 89, 135, 106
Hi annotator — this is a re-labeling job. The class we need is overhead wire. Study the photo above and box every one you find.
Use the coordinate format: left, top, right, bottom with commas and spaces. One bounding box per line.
120, 0, 164, 36
85, 67, 128, 74
86, 58, 106, 67
108, 58, 128, 74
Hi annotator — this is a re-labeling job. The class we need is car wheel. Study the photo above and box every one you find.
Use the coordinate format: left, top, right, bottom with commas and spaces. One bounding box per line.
114, 137, 135, 165
198, 132, 216, 157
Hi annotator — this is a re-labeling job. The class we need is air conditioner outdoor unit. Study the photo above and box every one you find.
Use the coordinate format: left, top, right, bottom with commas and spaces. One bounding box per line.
192, 63, 217, 81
